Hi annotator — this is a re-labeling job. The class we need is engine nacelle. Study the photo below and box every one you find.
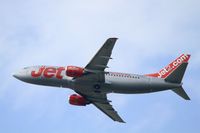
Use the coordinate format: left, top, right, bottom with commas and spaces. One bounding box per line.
66, 66, 84, 77
69, 94, 88, 106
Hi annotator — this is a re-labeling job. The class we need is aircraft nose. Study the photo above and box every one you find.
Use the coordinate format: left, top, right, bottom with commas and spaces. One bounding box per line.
13, 69, 27, 81
13, 73, 21, 79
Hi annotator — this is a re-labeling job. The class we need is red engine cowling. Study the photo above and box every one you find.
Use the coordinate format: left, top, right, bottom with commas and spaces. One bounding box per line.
66, 66, 84, 77
69, 94, 88, 106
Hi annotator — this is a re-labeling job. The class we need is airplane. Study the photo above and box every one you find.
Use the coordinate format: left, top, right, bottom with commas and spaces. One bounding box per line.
13, 38, 191, 123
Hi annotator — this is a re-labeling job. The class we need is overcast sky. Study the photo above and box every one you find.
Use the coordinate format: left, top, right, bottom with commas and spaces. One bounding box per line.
0, 0, 200, 133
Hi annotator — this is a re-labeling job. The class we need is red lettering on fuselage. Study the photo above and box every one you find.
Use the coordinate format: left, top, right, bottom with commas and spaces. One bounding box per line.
56, 67, 65, 79
31, 66, 45, 77
43, 67, 56, 78
31, 66, 65, 79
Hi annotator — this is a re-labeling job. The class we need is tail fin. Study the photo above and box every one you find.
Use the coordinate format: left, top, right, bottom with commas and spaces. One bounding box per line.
146, 54, 190, 80
145, 54, 191, 100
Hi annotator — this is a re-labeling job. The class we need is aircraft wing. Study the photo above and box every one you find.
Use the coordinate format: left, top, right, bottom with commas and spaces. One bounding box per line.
76, 91, 125, 123
85, 38, 117, 72
93, 101, 125, 123
75, 38, 124, 122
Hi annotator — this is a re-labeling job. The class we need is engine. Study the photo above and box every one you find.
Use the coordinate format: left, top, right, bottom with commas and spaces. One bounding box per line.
69, 94, 89, 106
66, 66, 84, 77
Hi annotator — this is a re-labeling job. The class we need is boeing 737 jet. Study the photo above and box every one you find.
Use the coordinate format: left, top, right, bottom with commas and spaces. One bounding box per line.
13, 38, 191, 123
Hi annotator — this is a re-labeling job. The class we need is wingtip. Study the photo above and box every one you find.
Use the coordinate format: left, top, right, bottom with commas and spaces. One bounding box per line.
118, 120, 126, 123
121, 121, 126, 123
106, 38, 118, 44
109, 37, 118, 40
185, 96, 191, 100
115, 119, 126, 123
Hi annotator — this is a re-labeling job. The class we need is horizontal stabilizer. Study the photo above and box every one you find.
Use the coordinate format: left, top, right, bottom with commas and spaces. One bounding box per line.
172, 86, 190, 100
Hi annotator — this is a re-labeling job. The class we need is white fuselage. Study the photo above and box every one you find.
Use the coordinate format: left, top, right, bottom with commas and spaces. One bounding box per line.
14, 66, 181, 95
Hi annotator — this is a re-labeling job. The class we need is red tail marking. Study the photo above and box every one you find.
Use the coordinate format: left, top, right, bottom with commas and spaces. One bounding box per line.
145, 54, 190, 78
